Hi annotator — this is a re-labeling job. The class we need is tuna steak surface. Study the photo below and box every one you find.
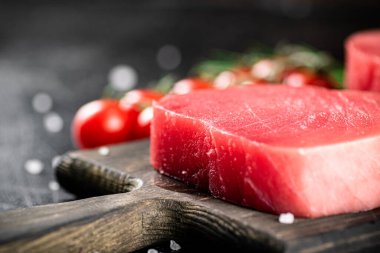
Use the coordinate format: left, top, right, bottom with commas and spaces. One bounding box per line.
151, 86, 380, 218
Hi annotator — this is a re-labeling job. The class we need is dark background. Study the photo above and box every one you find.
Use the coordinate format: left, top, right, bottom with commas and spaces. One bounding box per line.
0, 0, 380, 251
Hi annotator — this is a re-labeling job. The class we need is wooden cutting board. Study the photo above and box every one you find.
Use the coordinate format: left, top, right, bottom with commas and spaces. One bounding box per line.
1, 140, 380, 252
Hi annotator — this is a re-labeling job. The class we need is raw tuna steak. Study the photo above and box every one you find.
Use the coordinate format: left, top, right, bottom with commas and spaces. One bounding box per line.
150, 86, 380, 218
346, 30, 380, 91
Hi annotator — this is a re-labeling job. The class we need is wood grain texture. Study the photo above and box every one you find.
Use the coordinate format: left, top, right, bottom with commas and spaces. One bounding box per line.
1, 140, 380, 252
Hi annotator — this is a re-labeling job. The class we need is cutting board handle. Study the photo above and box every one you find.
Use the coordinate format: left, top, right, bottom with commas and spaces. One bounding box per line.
0, 147, 278, 252
0, 190, 273, 252
56, 154, 143, 197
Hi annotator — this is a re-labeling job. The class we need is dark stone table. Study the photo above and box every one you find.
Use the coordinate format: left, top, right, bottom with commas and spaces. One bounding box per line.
0, 0, 379, 251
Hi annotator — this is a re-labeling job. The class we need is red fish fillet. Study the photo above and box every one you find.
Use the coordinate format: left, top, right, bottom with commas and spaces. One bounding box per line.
346, 30, 380, 91
150, 86, 380, 218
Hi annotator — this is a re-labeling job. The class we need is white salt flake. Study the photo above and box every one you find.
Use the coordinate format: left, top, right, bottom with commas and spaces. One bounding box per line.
132, 178, 144, 190
48, 181, 60, 191
147, 249, 158, 253
109, 65, 137, 91
98, 146, 110, 156
43, 112, 64, 133
170, 240, 181, 251
24, 159, 44, 175
157, 45, 181, 70
32, 92, 53, 113
279, 212, 295, 224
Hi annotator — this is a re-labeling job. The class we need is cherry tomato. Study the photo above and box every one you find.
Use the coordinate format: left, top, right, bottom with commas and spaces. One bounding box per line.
171, 78, 212, 95
133, 106, 154, 139
251, 59, 285, 83
120, 89, 164, 109
282, 69, 333, 88
214, 67, 253, 89
241, 79, 268, 86
119, 89, 164, 140
72, 99, 138, 149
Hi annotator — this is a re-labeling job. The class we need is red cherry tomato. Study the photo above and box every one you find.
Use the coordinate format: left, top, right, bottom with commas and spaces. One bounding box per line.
171, 78, 212, 95
214, 67, 253, 89
119, 89, 164, 140
72, 99, 138, 149
241, 79, 268, 86
282, 69, 333, 88
251, 59, 285, 83
133, 106, 154, 139
120, 89, 164, 109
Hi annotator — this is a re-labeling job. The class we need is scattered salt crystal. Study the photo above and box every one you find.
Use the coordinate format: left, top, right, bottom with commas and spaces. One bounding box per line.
157, 45, 181, 70
43, 112, 64, 133
147, 249, 158, 253
132, 178, 144, 190
98, 146, 110, 156
32, 92, 53, 113
24, 159, 44, 175
109, 65, 137, 91
170, 240, 181, 251
181, 170, 187, 175
48, 181, 60, 191
51, 155, 62, 168
279, 212, 295, 224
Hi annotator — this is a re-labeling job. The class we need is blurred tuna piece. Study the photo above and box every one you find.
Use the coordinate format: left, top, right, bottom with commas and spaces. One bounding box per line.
346, 30, 380, 91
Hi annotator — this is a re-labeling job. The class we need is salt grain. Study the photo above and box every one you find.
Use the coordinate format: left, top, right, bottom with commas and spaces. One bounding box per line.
147, 249, 158, 253
109, 65, 137, 91
279, 212, 295, 224
32, 92, 53, 113
48, 181, 60, 191
98, 146, 110, 156
43, 112, 64, 133
132, 178, 144, 190
157, 45, 181, 70
170, 240, 181, 251
24, 159, 44, 175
